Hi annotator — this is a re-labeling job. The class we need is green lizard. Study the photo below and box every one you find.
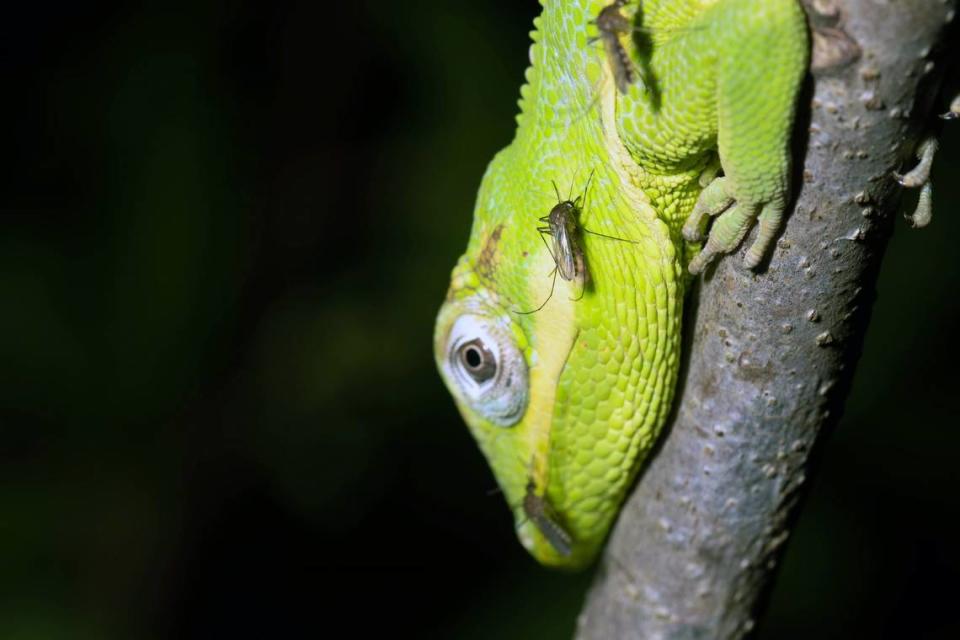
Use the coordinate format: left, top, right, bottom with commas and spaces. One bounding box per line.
434, 0, 808, 568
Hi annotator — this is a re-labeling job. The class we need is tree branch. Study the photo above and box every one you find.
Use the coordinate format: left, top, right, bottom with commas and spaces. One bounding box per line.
576, 1, 958, 637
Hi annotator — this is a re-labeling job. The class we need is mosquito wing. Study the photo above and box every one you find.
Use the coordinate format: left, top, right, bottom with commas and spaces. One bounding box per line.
551, 222, 578, 282
522, 486, 573, 557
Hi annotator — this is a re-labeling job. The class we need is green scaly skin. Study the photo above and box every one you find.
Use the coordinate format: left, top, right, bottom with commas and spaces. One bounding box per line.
435, 0, 808, 568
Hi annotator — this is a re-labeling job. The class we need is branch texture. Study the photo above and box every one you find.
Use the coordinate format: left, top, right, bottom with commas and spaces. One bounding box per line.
576, 1, 958, 637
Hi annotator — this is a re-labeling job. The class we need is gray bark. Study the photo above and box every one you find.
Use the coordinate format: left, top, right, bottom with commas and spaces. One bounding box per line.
576, 1, 958, 638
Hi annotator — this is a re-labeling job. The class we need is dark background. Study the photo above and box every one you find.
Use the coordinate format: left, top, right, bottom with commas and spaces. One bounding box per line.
1, 1, 957, 638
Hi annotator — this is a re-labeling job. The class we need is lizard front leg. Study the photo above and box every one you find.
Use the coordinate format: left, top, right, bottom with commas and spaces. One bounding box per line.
684, 2, 808, 274
612, 0, 808, 275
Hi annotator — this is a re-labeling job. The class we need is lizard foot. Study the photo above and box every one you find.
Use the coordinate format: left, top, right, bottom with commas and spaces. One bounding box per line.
683, 176, 785, 275
894, 136, 938, 228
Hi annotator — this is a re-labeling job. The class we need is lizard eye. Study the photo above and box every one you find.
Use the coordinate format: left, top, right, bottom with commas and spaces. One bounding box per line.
443, 314, 528, 427
457, 339, 497, 383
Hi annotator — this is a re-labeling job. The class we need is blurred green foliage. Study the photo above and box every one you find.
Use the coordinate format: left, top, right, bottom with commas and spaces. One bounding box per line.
0, 1, 957, 638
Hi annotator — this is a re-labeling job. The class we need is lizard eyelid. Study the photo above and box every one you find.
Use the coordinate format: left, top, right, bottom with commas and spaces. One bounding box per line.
444, 313, 529, 427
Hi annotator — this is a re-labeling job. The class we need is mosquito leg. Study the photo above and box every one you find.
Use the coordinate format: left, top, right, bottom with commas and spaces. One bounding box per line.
537, 227, 560, 265
515, 267, 559, 315
582, 228, 638, 243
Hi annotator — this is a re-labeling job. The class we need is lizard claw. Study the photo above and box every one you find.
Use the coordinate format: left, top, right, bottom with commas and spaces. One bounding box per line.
893, 136, 937, 188
894, 136, 938, 228
685, 176, 785, 275
939, 94, 960, 120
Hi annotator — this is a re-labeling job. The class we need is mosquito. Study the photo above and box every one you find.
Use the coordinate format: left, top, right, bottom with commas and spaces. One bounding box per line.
589, 0, 637, 94
516, 170, 637, 315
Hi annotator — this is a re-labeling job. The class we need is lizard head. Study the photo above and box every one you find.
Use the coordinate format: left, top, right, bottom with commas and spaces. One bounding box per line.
434, 149, 681, 569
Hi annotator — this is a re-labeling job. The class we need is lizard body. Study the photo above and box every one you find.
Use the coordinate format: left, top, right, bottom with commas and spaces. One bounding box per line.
435, 0, 808, 568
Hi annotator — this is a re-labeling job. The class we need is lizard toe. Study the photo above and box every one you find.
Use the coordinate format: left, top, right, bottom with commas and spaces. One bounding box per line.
683, 176, 734, 244
895, 136, 938, 228
688, 202, 759, 275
